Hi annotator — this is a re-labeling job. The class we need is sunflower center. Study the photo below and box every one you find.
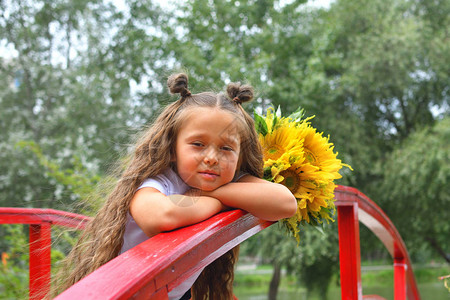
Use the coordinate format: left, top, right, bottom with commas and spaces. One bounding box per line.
265, 144, 283, 161
280, 170, 301, 193
304, 148, 318, 165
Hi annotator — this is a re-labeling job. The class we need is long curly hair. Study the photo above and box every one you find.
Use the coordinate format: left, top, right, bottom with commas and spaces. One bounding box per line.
53, 73, 263, 299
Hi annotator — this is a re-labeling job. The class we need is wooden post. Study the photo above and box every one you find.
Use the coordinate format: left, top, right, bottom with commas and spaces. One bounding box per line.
29, 223, 52, 300
394, 257, 407, 300
337, 203, 363, 300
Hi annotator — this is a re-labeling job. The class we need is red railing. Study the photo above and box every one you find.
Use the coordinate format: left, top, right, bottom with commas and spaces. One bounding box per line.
335, 186, 420, 300
1, 185, 421, 299
0, 207, 91, 300
55, 209, 272, 299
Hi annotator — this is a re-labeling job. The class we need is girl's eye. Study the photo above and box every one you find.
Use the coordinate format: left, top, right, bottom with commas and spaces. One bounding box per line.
222, 146, 234, 152
191, 142, 204, 147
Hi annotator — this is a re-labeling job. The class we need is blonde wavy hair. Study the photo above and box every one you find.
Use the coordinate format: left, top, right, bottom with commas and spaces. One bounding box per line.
53, 73, 263, 299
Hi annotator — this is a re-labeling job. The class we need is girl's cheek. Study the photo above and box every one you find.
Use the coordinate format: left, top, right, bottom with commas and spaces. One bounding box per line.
225, 155, 239, 169
192, 149, 203, 160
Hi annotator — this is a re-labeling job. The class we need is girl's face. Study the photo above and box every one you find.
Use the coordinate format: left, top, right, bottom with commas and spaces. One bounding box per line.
175, 107, 241, 191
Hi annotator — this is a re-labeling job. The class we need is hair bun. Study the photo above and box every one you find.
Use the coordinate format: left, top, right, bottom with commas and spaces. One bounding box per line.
167, 73, 191, 98
227, 82, 254, 104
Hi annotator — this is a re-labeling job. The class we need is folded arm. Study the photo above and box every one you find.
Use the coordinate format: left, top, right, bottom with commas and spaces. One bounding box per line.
202, 175, 297, 221
130, 187, 227, 237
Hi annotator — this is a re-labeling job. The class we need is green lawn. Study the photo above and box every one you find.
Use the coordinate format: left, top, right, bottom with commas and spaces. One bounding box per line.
234, 263, 449, 300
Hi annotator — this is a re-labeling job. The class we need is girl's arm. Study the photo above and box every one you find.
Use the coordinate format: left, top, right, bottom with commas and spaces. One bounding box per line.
202, 175, 297, 221
130, 187, 226, 237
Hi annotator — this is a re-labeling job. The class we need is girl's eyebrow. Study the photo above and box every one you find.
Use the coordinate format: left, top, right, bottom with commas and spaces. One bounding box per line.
183, 132, 206, 140
219, 135, 240, 148
185, 132, 240, 146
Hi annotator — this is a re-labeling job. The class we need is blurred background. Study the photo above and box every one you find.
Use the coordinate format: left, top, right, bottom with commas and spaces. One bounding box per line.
0, 0, 448, 299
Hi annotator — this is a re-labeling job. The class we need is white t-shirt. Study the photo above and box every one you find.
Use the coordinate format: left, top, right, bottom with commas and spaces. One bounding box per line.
120, 168, 192, 300
120, 168, 245, 300
120, 168, 190, 254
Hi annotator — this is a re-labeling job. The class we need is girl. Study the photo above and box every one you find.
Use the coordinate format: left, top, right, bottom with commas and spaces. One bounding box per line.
55, 73, 296, 299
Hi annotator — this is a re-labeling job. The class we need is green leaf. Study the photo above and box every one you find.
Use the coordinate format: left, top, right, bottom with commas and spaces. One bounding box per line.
288, 107, 305, 123
313, 224, 325, 235
275, 105, 282, 118
263, 166, 273, 181
254, 110, 268, 136
272, 115, 278, 131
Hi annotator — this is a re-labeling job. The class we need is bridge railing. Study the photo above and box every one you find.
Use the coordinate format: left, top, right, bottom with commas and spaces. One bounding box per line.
335, 186, 420, 300
1, 185, 421, 299
55, 209, 273, 299
0, 207, 90, 300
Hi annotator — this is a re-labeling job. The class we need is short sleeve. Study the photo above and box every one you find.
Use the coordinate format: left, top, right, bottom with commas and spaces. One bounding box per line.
136, 169, 189, 196
137, 177, 168, 194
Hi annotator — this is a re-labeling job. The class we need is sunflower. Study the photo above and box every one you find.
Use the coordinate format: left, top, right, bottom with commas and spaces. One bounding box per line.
258, 109, 305, 163
297, 120, 345, 180
260, 127, 304, 161
255, 107, 352, 243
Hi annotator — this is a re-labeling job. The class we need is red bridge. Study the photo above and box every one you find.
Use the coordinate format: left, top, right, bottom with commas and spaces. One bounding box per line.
0, 186, 420, 299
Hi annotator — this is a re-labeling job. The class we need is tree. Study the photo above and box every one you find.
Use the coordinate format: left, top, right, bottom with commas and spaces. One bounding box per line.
242, 222, 339, 300
303, 0, 449, 190
0, 0, 156, 209
378, 117, 450, 262
293, 0, 449, 261
159, 0, 319, 112
241, 225, 299, 300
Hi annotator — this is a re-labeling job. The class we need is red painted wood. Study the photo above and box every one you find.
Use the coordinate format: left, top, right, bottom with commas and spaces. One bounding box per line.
337, 204, 363, 300
56, 210, 273, 299
29, 223, 52, 300
335, 186, 420, 300
0, 207, 90, 229
394, 258, 406, 300
147, 287, 169, 300
0, 207, 90, 299
131, 280, 167, 300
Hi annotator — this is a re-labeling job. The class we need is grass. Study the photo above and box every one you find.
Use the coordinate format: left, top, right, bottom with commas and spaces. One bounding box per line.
234, 264, 450, 300
233, 263, 450, 291
361, 265, 449, 286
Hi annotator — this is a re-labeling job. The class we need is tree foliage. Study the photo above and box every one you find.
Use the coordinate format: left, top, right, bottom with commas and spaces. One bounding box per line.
242, 223, 339, 299
0, 0, 138, 209
378, 117, 450, 262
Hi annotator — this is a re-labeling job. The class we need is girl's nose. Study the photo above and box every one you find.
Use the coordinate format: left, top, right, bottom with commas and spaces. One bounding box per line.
203, 147, 218, 165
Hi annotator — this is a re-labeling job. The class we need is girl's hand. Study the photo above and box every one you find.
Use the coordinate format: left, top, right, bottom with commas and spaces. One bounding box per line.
201, 175, 297, 221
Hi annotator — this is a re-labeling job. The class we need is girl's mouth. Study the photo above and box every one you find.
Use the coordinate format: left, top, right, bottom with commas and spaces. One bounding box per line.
199, 171, 219, 180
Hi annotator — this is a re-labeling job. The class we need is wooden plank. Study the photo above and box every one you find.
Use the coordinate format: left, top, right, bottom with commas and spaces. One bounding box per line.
56, 210, 272, 299
0, 207, 90, 228
337, 204, 363, 300
29, 223, 52, 300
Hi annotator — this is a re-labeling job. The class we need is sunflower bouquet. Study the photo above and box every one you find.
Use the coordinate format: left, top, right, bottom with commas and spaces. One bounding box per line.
254, 107, 351, 242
